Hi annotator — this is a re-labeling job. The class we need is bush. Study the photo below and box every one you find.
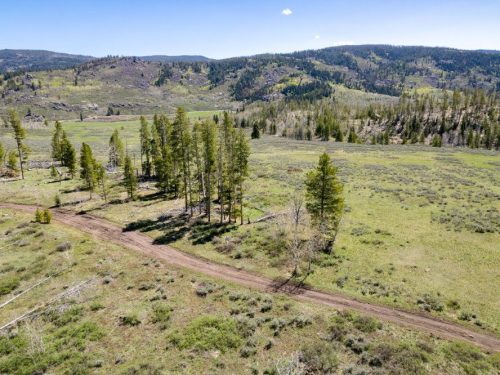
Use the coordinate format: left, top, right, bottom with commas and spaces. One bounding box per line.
54, 194, 61, 207
150, 303, 172, 329
416, 294, 444, 312
168, 315, 243, 353
300, 341, 338, 373
367, 343, 428, 374
89, 302, 105, 311
119, 314, 141, 326
56, 242, 72, 252
353, 316, 382, 333
289, 315, 312, 328
34, 208, 43, 223
0, 276, 20, 296
43, 209, 52, 224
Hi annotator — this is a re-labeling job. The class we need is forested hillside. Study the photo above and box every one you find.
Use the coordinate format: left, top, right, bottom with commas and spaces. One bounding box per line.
1, 45, 499, 119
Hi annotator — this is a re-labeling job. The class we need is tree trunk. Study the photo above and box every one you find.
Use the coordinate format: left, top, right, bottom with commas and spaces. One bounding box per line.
17, 143, 24, 179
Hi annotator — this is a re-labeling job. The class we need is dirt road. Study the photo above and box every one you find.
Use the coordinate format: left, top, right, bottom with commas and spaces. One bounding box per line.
1, 202, 498, 352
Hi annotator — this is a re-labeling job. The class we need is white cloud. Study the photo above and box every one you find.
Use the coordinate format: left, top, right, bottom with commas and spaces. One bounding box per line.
315, 35, 321, 39
281, 8, 292, 16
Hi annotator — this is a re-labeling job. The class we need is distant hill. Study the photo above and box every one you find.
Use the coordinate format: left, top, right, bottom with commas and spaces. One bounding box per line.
1, 45, 499, 119
0, 49, 94, 73
141, 55, 212, 63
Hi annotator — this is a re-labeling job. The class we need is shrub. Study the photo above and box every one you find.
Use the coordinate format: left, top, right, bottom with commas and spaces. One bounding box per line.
195, 281, 217, 297
56, 242, 72, 252
344, 335, 369, 354
119, 314, 141, 326
289, 315, 312, 328
300, 341, 338, 373
168, 315, 243, 353
353, 316, 382, 333
150, 303, 172, 329
54, 194, 61, 207
368, 343, 428, 374
43, 209, 52, 224
240, 345, 257, 358
34, 208, 43, 223
0, 276, 20, 296
416, 294, 444, 312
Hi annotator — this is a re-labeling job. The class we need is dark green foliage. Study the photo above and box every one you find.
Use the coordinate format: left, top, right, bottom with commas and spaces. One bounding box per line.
80, 142, 97, 197
305, 153, 344, 250
123, 155, 137, 199
155, 64, 174, 86
108, 129, 124, 168
251, 123, 260, 139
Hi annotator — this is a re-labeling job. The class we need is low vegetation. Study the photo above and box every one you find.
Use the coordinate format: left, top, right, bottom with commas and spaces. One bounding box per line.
0, 210, 498, 374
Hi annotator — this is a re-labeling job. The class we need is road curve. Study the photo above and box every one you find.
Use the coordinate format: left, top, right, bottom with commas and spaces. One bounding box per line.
1, 202, 499, 352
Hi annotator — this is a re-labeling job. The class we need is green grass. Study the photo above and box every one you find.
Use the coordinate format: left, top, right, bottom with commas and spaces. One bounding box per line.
1, 123, 499, 334
0, 210, 498, 373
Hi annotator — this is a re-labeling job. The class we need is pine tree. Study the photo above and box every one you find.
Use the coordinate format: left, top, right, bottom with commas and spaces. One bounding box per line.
191, 122, 204, 213
201, 120, 217, 222
251, 123, 260, 139
51, 120, 63, 161
431, 135, 442, 147
139, 116, 152, 177
80, 143, 97, 198
7, 151, 18, 172
222, 112, 236, 221
109, 129, 125, 169
347, 127, 357, 143
234, 128, 250, 225
156, 115, 175, 195
305, 153, 344, 253
61, 133, 76, 178
123, 155, 137, 200
172, 108, 192, 212
95, 162, 109, 202
8, 110, 27, 179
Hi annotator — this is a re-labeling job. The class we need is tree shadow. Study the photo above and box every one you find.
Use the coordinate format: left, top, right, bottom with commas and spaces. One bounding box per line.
268, 276, 309, 295
189, 220, 237, 245
138, 191, 165, 202
123, 211, 238, 246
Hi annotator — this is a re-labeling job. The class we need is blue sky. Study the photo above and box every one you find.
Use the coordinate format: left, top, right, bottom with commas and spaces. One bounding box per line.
1, 0, 499, 58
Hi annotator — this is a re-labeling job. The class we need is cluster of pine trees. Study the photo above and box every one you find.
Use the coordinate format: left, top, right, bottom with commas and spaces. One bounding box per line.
356, 89, 500, 148
139, 108, 250, 224
243, 88, 499, 149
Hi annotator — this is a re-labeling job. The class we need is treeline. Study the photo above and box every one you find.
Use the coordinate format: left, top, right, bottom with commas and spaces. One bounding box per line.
241, 88, 500, 149
357, 89, 500, 148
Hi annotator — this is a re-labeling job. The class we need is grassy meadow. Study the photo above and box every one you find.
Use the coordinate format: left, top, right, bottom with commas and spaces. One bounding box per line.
1, 209, 499, 374
0, 117, 499, 335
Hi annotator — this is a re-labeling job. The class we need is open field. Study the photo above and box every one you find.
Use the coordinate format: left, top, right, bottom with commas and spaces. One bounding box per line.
1, 209, 499, 374
1, 118, 499, 337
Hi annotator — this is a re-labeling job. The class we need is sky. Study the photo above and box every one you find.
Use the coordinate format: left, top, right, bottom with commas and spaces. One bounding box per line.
1, 0, 499, 58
